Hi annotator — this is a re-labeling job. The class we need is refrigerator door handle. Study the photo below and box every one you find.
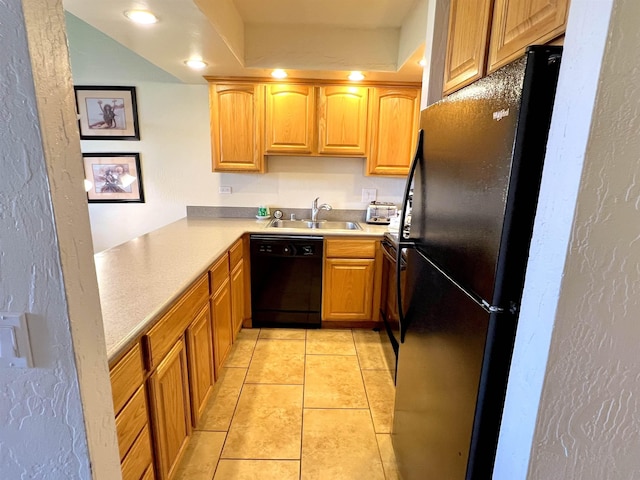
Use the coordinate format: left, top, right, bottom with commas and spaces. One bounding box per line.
397, 129, 424, 342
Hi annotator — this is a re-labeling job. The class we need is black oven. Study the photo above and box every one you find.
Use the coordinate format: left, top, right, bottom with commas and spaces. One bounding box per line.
380, 232, 406, 379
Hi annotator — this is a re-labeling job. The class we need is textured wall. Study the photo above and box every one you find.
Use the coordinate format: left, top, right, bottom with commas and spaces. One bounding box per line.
0, 0, 120, 478
493, 1, 615, 477
529, 0, 640, 477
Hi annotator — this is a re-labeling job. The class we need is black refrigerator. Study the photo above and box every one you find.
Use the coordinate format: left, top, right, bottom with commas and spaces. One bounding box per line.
392, 46, 562, 479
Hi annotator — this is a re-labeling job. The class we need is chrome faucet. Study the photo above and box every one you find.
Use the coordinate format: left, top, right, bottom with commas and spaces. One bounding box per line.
311, 197, 332, 222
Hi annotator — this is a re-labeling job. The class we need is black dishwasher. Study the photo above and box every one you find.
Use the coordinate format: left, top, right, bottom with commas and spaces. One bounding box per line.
250, 235, 323, 328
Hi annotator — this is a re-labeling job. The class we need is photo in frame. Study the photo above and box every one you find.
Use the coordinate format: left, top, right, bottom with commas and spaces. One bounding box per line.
74, 86, 140, 140
83, 153, 145, 203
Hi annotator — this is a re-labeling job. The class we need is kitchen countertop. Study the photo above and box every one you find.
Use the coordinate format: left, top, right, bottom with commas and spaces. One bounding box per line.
97, 216, 388, 362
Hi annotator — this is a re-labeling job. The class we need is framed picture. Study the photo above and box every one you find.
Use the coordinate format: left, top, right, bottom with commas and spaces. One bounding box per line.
82, 153, 145, 203
74, 86, 140, 140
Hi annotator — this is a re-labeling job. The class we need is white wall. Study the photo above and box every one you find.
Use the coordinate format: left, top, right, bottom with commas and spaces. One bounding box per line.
66, 14, 406, 253
527, 0, 640, 477
1, 1, 120, 478
494, 0, 640, 477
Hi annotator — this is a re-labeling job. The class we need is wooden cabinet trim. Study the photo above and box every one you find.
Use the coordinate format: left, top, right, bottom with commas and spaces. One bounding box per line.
186, 303, 215, 427
121, 424, 154, 480
367, 87, 421, 176
265, 84, 316, 154
229, 238, 243, 270
209, 253, 230, 296
115, 385, 149, 461
442, 0, 494, 95
148, 338, 192, 480
325, 238, 377, 258
110, 342, 144, 416
488, 0, 570, 73
317, 86, 369, 156
144, 274, 208, 370
212, 278, 233, 373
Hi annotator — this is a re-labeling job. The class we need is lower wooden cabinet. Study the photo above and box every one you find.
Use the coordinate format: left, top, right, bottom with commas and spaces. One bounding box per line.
230, 258, 245, 341
121, 424, 154, 480
185, 304, 214, 427
212, 276, 233, 373
322, 238, 381, 323
148, 339, 192, 480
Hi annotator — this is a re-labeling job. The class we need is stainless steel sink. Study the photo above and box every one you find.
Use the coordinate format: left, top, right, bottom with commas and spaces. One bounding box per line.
268, 219, 362, 230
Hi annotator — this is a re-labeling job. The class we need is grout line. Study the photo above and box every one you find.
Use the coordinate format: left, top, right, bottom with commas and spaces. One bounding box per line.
299, 330, 307, 480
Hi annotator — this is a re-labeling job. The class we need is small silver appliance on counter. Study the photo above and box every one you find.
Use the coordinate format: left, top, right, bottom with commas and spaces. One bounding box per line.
365, 202, 398, 224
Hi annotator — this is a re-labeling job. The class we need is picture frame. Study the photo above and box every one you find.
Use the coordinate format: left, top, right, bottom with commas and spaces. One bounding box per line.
74, 86, 140, 140
82, 153, 145, 203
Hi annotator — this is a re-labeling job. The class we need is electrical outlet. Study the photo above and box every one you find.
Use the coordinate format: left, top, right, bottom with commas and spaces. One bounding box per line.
219, 186, 232, 194
362, 188, 377, 203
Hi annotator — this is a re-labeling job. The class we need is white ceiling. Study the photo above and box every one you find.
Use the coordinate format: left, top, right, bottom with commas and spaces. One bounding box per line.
63, 0, 427, 84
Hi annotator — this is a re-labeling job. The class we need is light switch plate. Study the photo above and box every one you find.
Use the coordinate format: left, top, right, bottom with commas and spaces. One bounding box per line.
362, 188, 377, 203
0, 313, 33, 368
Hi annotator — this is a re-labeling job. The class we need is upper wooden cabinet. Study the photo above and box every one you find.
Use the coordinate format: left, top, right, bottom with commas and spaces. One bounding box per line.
443, 0, 494, 95
443, 0, 569, 94
317, 86, 369, 156
488, 0, 570, 72
367, 87, 421, 176
209, 83, 264, 172
265, 84, 315, 155
208, 78, 420, 176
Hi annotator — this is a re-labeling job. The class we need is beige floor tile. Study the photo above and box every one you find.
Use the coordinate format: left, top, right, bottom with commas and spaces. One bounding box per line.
173, 431, 226, 480
214, 460, 300, 479
304, 355, 368, 408
245, 339, 305, 384
301, 409, 385, 480
222, 384, 303, 459
237, 328, 260, 339
362, 369, 395, 433
196, 367, 246, 431
224, 334, 258, 368
306, 329, 356, 355
258, 328, 307, 340
353, 329, 390, 369
376, 434, 400, 480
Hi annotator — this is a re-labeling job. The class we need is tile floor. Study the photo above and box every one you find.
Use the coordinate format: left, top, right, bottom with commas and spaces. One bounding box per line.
174, 328, 400, 480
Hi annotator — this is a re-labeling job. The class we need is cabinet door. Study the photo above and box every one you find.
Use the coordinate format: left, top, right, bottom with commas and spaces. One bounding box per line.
318, 86, 369, 156
231, 260, 244, 341
148, 339, 191, 480
488, 0, 569, 72
265, 84, 315, 154
367, 88, 421, 176
322, 258, 375, 321
443, 0, 494, 95
212, 278, 233, 373
210, 84, 264, 172
186, 304, 214, 427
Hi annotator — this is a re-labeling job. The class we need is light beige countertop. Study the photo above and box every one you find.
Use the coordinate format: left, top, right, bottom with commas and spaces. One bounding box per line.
97, 216, 388, 362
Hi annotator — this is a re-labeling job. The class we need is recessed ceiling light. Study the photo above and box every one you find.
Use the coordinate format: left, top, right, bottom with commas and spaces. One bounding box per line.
348, 71, 365, 81
271, 69, 288, 79
418, 58, 428, 67
123, 10, 158, 25
185, 59, 208, 70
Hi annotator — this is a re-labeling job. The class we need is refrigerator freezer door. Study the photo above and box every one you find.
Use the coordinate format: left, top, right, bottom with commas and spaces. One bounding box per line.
413, 47, 561, 305
393, 249, 490, 479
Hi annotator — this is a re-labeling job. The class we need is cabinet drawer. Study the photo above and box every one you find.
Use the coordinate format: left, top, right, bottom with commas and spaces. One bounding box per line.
209, 253, 230, 294
229, 238, 243, 270
110, 343, 144, 415
121, 424, 153, 480
145, 274, 209, 369
115, 385, 148, 461
325, 238, 377, 258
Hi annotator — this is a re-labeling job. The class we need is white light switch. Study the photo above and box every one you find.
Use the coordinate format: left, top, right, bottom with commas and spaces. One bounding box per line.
0, 313, 33, 368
